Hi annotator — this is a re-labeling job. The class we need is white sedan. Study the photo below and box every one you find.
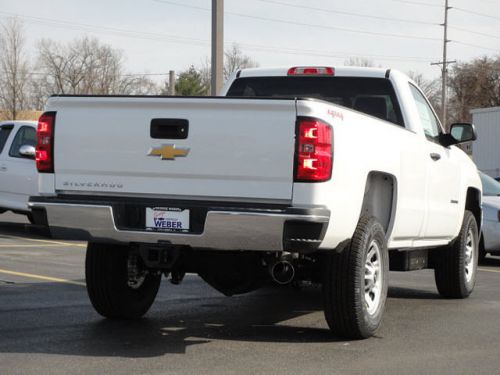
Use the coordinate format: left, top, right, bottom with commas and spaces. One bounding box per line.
479, 171, 500, 261
0, 120, 38, 222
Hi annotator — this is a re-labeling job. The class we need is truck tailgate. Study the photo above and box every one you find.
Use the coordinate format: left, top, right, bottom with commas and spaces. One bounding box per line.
48, 96, 297, 201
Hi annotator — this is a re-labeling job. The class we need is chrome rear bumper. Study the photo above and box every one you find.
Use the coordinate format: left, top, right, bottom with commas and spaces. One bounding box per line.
29, 200, 330, 252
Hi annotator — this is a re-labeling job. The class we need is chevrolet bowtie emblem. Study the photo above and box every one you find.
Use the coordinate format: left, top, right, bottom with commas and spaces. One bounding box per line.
148, 144, 190, 160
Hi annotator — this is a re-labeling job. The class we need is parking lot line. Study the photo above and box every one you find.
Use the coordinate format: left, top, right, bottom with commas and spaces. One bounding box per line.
1, 235, 86, 248
478, 267, 500, 274
0, 244, 72, 248
0, 268, 86, 286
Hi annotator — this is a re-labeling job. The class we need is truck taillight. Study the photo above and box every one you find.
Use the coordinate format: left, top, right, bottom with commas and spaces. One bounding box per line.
288, 67, 334, 76
295, 118, 332, 182
36, 111, 56, 173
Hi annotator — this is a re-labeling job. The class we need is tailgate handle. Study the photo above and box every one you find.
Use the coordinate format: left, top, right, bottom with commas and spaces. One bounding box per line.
150, 119, 189, 139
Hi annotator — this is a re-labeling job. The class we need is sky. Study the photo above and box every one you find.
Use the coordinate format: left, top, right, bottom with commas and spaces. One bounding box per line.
1, 0, 499, 83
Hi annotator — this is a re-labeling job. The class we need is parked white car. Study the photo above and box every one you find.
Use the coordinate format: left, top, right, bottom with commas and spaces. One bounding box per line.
479, 171, 500, 260
0, 120, 38, 222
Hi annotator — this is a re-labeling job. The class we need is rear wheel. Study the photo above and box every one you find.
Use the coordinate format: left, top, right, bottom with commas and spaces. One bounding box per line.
85, 242, 161, 319
434, 210, 478, 298
323, 216, 389, 339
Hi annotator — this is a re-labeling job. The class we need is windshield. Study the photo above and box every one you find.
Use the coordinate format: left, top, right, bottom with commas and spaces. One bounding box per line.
226, 76, 405, 126
479, 172, 500, 196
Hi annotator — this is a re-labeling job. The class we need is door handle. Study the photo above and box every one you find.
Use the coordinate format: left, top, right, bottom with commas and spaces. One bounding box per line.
151, 119, 189, 139
430, 153, 441, 161
0, 165, 6, 172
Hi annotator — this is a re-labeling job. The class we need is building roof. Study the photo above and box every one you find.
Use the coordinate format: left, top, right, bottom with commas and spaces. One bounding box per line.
470, 106, 500, 115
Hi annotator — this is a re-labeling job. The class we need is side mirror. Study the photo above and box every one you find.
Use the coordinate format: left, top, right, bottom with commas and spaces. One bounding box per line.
440, 123, 477, 147
450, 123, 477, 143
19, 145, 36, 159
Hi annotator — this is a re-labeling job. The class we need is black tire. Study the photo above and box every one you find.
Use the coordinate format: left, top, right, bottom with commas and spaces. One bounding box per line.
323, 216, 389, 339
434, 210, 478, 298
85, 242, 161, 319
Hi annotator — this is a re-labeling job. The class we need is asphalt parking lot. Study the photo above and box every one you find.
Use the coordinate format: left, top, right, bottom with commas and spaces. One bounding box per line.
1, 212, 500, 375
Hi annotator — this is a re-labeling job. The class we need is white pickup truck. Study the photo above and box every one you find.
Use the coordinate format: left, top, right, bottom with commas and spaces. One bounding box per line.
30, 66, 481, 339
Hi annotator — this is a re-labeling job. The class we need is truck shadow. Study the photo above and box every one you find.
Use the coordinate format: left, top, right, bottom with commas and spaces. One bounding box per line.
0, 281, 442, 358
80, 284, 439, 357
479, 256, 500, 267
0, 284, 335, 358
388, 286, 440, 299
0, 217, 50, 238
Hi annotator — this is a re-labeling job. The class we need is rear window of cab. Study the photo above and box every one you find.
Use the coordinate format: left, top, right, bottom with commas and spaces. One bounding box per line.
226, 76, 405, 127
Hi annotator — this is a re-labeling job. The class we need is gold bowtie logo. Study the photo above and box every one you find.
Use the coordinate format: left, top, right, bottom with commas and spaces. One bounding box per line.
148, 145, 190, 160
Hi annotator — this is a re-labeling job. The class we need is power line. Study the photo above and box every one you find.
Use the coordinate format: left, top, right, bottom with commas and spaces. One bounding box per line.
152, 0, 207, 11
453, 41, 500, 52
26, 71, 172, 77
392, 0, 500, 14
390, 0, 443, 8
122, 73, 172, 76
227, 13, 441, 41
152, 1, 499, 52
3, 7, 496, 58
153, 0, 442, 42
467, 0, 500, 4
0, 11, 209, 46
449, 26, 500, 40
0, 12, 435, 64
252, 0, 439, 26
453, 7, 500, 22
154, 0, 499, 53
431, 0, 498, 127
234, 42, 434, 62
454, 0, 499, 4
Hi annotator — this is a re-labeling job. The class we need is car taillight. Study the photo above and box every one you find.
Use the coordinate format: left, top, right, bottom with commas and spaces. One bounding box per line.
36, 111, 56, 173
295, 118, 332, 182
287, 66, 334, 76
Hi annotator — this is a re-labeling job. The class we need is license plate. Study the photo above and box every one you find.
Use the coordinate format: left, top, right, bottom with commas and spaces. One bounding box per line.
145, 207, 190, 232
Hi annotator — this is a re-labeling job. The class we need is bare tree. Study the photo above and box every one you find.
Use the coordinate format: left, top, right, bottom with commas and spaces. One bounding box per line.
224, 44, 258, 80
344, 57, 378, 67
0, 19, 30, 119
34, 36, 158, 103
199, 57, 212, 92
119, 75, 160, 95
37, 37, 122, 95
190, 44, 259, 94
27, 77, 47, 111
448, 56, 500, 123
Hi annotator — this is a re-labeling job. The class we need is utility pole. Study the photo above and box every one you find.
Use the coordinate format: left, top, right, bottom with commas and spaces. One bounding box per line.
211, 0, 224, 96
431, 0, 455, 128
168, 70, 176, 96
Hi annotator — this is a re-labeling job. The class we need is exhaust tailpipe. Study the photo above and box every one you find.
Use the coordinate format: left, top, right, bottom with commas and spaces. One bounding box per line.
269, 259, 295, 285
